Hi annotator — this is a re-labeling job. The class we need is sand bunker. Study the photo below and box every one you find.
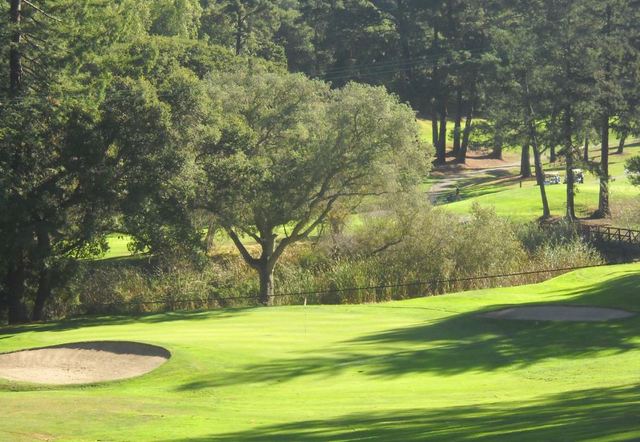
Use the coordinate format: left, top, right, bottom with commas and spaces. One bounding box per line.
0, 341, 170, 385
482, 305, 635, 322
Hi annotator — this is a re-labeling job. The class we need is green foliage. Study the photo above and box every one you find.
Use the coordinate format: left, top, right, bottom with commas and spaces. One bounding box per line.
2, 0, 639, 322
200, 0, 287, 61
626, 156, 640, 186
150, 0, 203, 39
196, 67, 429, 302
101, 36, 240, 81
203, 70, 427, 231
64, 204, 602, 316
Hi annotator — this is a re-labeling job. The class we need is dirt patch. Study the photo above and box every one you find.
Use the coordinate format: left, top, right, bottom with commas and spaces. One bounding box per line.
0, 341, 170, 385
482, 305, 635, 322
433, 150, 521, 172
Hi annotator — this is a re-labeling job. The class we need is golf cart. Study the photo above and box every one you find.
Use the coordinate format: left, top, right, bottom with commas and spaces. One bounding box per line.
544, 172, 561, 185
564, 168, 584, 184
572, 168, 584, 184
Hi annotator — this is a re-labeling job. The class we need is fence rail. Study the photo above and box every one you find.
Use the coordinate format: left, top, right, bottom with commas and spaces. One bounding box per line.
78, 262, 624, 316
580, 224, 640, 245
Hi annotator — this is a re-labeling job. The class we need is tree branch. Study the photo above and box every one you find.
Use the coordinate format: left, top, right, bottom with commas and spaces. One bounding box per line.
226, 228, 260, 269
238, 226, 262, 245
23, 0, 63, 22
371, 238, 404, 255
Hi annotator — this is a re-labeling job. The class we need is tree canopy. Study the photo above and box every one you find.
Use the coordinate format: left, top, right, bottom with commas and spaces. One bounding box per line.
197, 69, 429, 303
1, 0, 640, 322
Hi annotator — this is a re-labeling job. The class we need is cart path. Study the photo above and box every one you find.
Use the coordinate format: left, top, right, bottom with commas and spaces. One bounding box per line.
428, 162, 520, 204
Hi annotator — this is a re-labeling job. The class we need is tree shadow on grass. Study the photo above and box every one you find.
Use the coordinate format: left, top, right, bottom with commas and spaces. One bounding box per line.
176, 273, 640, 391
433, 170, 521, 202
0, 308, 254, 337
546, 271, 640, 310
166, 384, 640, 441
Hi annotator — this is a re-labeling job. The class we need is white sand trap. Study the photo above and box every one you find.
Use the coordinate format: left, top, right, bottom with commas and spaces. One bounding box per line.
0, 341, 170, 385
482, 305, 635, 322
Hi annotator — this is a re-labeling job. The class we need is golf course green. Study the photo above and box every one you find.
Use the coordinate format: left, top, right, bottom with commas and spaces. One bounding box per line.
1, 262, 639, 441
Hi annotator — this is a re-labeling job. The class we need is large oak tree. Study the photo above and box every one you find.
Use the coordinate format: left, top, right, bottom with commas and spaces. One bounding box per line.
198, 69, 430, 304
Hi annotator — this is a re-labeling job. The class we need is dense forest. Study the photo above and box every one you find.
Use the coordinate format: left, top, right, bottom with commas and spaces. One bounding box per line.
1, 0, 640, 324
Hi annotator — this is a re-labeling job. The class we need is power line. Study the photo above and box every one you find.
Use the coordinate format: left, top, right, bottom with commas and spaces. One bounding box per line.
82, 260, 634, 310
319, 46, 490, 78
0, 47, 493, 105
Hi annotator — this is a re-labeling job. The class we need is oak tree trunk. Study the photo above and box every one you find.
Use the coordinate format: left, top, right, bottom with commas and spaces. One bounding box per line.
532, 144, 551, 218
523, 75, 549, 218
431, 25, 445, 165
438, 101, 447, 161
456, 101, 474, 164
32, 268, 51, 322
490, 134, 503, 160
32, 226, 52, 321
564, 111, 576, 221
566, 156, 576, 221
396, 0, 414, 93
431, 113, 440, 162
257, 235, 276, 306
258, 265, 275, 306
596, 4, 612, 218
235, 11, 244, 55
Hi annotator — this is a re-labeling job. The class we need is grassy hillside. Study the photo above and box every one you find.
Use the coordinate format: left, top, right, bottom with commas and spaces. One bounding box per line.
1, 263, 639, 441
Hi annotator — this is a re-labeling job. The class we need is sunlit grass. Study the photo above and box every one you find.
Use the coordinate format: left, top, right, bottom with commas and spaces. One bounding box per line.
1, 263, 639, 441
444, 143, 640, 221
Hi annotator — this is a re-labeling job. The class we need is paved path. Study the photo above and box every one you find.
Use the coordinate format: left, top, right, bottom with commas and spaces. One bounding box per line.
428, 163, 520, 204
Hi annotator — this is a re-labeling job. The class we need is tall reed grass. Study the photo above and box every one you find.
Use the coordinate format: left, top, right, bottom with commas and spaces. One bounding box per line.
55, 206, 603, 318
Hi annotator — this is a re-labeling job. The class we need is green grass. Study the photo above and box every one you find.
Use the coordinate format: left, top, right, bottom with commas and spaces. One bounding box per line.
1, 263, 639, 441
100, 233, 137, 260
417, 118, 454, 145
445, 177, 637, 221
444, 145, 640, 221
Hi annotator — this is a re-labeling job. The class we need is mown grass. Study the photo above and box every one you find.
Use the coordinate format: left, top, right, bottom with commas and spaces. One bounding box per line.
445, 145, 640, 221
101, 233, 137, 260
1, 263, 639, 441
417, 118, 455, 146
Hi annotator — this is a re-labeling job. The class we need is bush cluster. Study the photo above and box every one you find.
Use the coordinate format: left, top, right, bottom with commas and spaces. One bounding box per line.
53, 205, 603, 318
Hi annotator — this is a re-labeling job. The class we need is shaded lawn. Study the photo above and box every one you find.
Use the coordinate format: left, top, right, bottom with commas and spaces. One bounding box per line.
0, 263, 639, 441
174, 385, 640, 442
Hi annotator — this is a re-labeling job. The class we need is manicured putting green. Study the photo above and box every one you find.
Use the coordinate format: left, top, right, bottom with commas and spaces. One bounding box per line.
0, 263, 638, 441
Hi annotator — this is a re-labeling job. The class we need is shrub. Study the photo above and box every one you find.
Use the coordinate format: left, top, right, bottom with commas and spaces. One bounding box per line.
611, 197, 640, 230
48, 205, 604, 319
